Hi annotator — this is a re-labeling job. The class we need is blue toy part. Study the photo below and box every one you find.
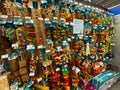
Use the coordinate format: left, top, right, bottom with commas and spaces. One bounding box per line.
16, 0, 22, 4
41, 1, 47, 8
24, 87, 30, 90
47, 0, 52, 6
33, 1, 38, 9
25, 80, 34, 88
84, 23, 90, 29
54, 0, 59, 6
42, 53, 49, 59
67, 3, 70, 9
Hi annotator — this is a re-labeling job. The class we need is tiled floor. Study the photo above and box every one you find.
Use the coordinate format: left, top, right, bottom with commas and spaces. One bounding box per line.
109, 80, 120, 90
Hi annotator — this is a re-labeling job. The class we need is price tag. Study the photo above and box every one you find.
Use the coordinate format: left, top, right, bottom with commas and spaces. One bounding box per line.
71, 36, 75, 39
38, 17, 43, 20
1, 54, 8, 59
27, 45, 35, 50
0, 15, 8, 18
77, 34, 83, 39
61, 18, 65, 21
29, 72, 35, 76
56, 68, 60, 71
70, 22, 73, 26
74, 1, 78, 5
53, 17, 58, 19
45, 18, 50, 21
65, 22, 69, 25
73, 19, 84, 34
72, 66, 80, 73
38, 45, 44, 49
45, 50, 51, 53
25, 16, 31, 19
37, 77, 42, 82
12, 44, 18, 49
13, 22, 23, 25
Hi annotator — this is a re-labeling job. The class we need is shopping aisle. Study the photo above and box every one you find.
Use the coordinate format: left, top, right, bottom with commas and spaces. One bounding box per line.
110, 80, 120, 90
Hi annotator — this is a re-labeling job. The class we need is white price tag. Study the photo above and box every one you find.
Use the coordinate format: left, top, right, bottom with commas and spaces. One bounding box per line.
31, 20, 34, 23
61, 18, 65, 21
37, 77, 42, 82
56, 68, 60, 71
38, 45, 43, 49
45, 18, 50, 21
65, 22, 69, 25
72, 66, 80, 73
53, 17, 58, 19
67, 38, 72, 42
45, 50, 51, 53
74, 1, 78, 5
38, 17, 43, 20
12, 44, 18, 49
13, 22, 23, 25
1, 54, 8, 59
25, 16, 31, 19
70, 22, 73, 26
8, 55, 18, 60
27, 45, 35, 50
29, 72, 35, 76
77, 34, 83, 39
0, 15, 8, 18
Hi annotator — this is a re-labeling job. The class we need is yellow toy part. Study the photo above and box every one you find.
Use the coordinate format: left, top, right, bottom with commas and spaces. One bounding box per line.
72, 83, 78, 87
35, 84, 49, 90
64, 86, 70, 90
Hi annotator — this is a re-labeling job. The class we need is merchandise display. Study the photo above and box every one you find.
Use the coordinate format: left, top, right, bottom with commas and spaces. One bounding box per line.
0, 0, 119, 90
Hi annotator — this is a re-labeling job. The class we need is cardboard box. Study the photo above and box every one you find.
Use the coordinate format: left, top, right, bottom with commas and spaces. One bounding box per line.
15, 76, 21, 82
19, 67, 27, 75
19, 60, 27, 68
21, 74, 29, 82
14, 70, 19, 77
8, 59, 19, 72
0, 75, 10, 90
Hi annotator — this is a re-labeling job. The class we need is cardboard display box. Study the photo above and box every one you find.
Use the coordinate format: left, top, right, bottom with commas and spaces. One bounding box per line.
21, 74, 29, 82
14, 70, 19, 77
19, 60, 27, 68
19, 67, 28, 75
8, 59, 19, 72
15, 76, 21, 82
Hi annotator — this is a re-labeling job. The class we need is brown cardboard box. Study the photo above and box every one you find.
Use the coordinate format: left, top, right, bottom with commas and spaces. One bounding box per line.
21, 74, 29, 82
14, 70, 19, 77
8, 59, 19, 72
15, 76, 21, 82
19, 67, 27, 75
0, 75, 10, 90
19, 60, 27, 68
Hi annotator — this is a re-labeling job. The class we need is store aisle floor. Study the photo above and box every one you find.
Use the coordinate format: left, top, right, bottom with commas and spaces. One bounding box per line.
110, 80, 120, 90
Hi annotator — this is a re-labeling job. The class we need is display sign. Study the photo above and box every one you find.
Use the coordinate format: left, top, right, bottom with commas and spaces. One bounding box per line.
73, 19, 84, 34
